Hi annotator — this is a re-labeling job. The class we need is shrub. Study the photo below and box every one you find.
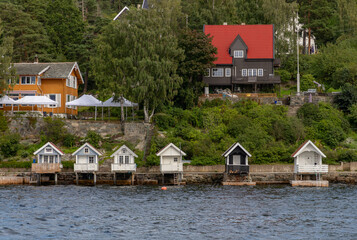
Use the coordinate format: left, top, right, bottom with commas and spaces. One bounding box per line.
0, 111, 8, 132
85, 130, 102, 148
275, 69, 291, 83
0, 133, 20, 158
338, 150, 357, 162
154, 113, 176, 130
41, 117, 66, 144
62, 161, 74, 168
0, 161, 31, 168
300, 74, 315, 92
62, 134, 77, 148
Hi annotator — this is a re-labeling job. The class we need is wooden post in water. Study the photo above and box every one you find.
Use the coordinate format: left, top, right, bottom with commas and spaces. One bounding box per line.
37, 173, 41, 186
113, 173, 117, 185
76, 172, 78, 185
162, 174, 164, 185
55, 173, 58, 185
131, 173, 134, 185
93, 172, 96, 186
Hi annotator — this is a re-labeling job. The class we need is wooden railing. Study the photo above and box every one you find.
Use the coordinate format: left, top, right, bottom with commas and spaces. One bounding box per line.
296, 164, 328, 173
74, 163, 98, 172
111, 163, 136, 172
32, 163, 61, 173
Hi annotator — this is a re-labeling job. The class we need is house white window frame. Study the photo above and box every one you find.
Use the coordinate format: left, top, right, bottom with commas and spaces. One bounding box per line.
46, 94, 61, 108
84, 148, 89, 153
89, 156, 94, 163
44, 155, 49, 163
225, 68, 231, 77
119, 156, 124, 164
66, 94, 72, 109
212, 68, 224, 77
258, 68, 264, 77
45, 147, 52, 153
174, 157, 178, 162
49, 155, 54, 163
21, 76, 36, 85
122, 148, 126, 154
205, 68, 210, 77
234, 50, 244, 58
242, 69, 247, 77
37, 76, 41, 85
125, 156, 129, 164
248, 69, 257, 77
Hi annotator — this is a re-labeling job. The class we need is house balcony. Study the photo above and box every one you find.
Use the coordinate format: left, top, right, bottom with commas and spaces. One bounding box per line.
32, 163, 62, 173
111, 163, 136, 172
295, 164, 328, 174
232, 75, 281, 84
74, 163, 98, 172
161, 164, 183, 173
226, 165, 249, 175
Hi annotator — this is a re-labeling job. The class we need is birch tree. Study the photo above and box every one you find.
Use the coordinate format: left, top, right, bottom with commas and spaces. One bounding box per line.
92, 3, 183, 122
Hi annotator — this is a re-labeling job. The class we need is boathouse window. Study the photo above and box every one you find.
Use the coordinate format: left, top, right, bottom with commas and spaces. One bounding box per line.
49, 156, 54, 163
45, 147, 52, 153
174, 157, 178, 162
242, 69, 247, 77
119, 156, 124, 164
233, 155, 241, 165
248, 69, 257, 77
125, 156, 129, 164
84, 148, 89, 153
44, 156, 48, 163
89, 156, 94, 163
122, 148, 126, 154
258, 68, 264, 76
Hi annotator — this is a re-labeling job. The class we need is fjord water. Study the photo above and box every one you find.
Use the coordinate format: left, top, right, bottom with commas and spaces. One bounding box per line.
0, 185, 356, 239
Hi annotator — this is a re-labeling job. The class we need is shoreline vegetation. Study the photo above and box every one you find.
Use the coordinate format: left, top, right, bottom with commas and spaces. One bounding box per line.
1, 99, 357, 168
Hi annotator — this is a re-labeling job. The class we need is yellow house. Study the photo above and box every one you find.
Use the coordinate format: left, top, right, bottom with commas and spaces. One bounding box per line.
1, 62, 84, 116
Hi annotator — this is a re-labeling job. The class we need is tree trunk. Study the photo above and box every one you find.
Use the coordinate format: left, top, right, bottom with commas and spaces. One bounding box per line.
120, 95, 125, 123
83, 69, 88, 94
143, 104, 155, 123
302, 29, 306, 54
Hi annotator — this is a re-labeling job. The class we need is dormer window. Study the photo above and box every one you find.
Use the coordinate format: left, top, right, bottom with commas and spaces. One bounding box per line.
84, 148, 89, 153
122, 148, 126, 154
234, 50, 244, 58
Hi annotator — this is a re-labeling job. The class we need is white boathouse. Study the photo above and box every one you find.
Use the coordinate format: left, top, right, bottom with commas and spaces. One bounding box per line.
32, 142, 64, 184
156, 143, 186, 184
72, 143, 102, 185
291, 140, 329, 187
111, 145, 137, 185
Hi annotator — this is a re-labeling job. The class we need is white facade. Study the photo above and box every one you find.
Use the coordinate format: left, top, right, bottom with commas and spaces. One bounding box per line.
156, 143, 186, 174
292, 140, 328, 174
72, 143, 102, 172
111, 145, 137, 172
34, 142, 64, 164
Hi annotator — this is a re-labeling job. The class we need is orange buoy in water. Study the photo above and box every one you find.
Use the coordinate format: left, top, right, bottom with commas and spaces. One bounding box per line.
161, 187, 167, 190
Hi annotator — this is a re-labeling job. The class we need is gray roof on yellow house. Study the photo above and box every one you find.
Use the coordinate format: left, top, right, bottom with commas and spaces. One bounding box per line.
13, 62, 83, 83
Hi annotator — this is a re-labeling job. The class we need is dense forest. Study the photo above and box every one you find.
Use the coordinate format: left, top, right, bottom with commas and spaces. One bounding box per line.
1, 0, 357, 165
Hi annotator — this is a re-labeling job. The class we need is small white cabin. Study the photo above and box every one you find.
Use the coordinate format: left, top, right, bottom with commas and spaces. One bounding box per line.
292, 140, 328, 174
72, 143, 102, 172
111, 145, 137, 172
33, 142, 64, 173
156, 143, 186, 173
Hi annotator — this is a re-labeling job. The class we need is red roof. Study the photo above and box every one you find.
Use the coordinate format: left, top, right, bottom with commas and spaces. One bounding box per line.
291, 140, 309, 157
204, 25, 274, 65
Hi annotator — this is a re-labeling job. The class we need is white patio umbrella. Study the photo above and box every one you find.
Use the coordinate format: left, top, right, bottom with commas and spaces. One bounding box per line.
103, 96, 138, 120
65, 94, 103, 121
0, 95, 17, 113
15, 96, 58, 114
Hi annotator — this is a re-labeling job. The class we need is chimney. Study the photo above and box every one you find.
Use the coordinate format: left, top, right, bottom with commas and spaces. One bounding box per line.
34, 55, 39, 64
241, 23, 246, 25
223, 22, 227, 25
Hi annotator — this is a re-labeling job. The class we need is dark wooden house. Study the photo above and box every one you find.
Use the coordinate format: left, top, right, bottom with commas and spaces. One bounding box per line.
222, 142, 251, 175
203, 24, 280, 93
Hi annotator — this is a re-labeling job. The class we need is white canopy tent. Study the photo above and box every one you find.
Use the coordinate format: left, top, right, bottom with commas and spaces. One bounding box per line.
65, 94, 103, 120
102, 96, 138, 120
0, 95, 17, 113
15, 96, 58, 114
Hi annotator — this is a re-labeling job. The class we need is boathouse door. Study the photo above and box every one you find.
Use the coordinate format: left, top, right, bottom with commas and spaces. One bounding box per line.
232, 155, 241, 165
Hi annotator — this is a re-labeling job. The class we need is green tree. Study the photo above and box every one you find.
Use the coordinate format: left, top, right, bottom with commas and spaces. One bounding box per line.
334, 83, 357, 113
0, 2, 54, 62
175, 29, 217, 108
0, 19, 16, 95
301, 74, 315, 91
92, 4, 184, 122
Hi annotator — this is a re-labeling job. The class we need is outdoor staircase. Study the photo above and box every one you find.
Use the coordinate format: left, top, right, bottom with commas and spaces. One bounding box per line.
143, 125, 154, 162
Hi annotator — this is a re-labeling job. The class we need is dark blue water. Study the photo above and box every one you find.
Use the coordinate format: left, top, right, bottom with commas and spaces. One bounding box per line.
0, 184, 356, 239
